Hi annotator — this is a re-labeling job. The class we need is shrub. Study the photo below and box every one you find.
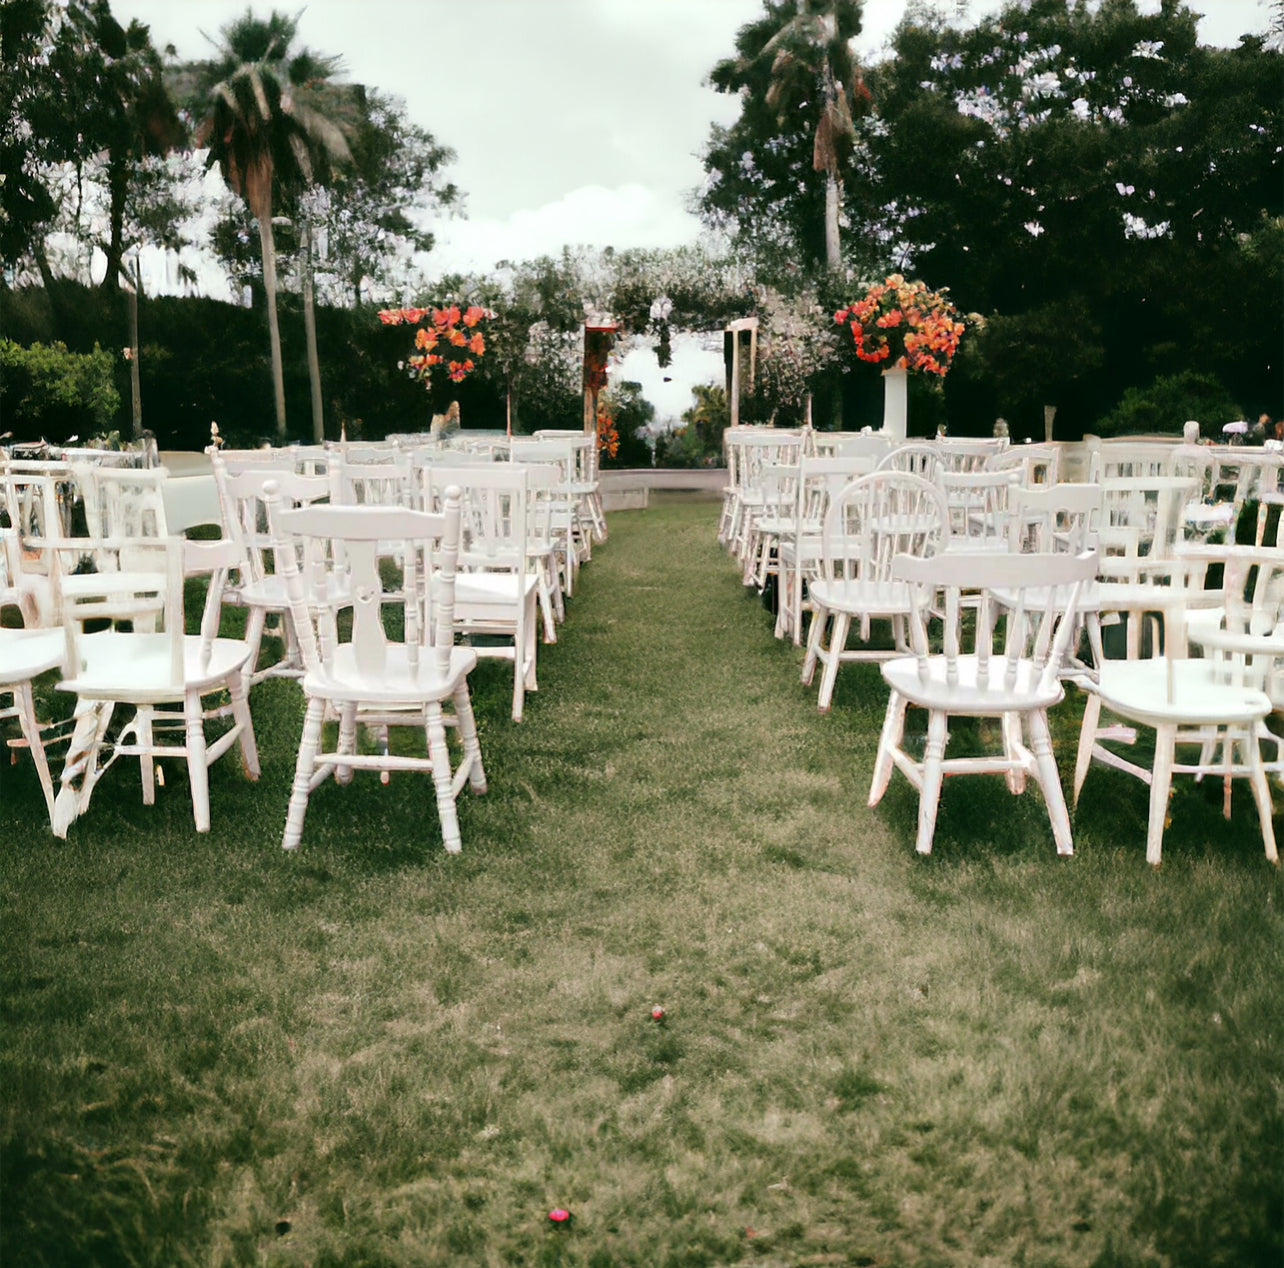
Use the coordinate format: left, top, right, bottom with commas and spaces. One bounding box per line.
1095, 370, 1243, 440
0, 338, 120, 441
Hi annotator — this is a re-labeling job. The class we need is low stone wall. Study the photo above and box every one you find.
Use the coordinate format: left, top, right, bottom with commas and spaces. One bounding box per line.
599, 467, 726, 511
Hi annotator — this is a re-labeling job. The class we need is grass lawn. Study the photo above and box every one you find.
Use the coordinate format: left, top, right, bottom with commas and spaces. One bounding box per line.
2, 493, 1281, 1267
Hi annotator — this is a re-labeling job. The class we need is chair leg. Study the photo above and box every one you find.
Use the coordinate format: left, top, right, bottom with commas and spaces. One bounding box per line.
868, 690, 907, 808
184, 691, 211, 833
14, 682, 56, 825
242, 605, 267, 693
1146, 724, 1176, 867
816, 613, 850, 713
283, 697, 325, 851
1001, 710, 1027, 795
916, 709, 948, 855
52, 698, 114, 839
137, 707, 156, 806
801, 606, 825, 686
229, 672, 260, 779
453, 684, 488, 795
425, 700, 462, 854
1240, 730, 1279, 864
1028, 708, 1074, 856
1073, 692, 1102, 807
336, 702, 358, 785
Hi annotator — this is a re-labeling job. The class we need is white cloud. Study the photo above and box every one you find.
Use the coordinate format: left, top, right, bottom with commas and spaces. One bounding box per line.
425, 184, 710, 276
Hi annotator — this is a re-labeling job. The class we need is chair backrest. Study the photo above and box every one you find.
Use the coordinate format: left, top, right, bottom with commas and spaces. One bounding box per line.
211, 455, 331, 585
60, 534, 240, 689
938, 469, 1016, 548
161, 474, 224, 537
1, 459, 80, 540
796, 456, 881, 527
1090, 440, 1175, 483
419, 462, 533, 573
1206, 448, 1283, 505
265, 487, 463, 686
876, 442, 943, 483
1099, 475, 1198, 564
821, 471, 949, 583
214, 445, 331, 477
1009, 482, 1103, 555
811, 431, 896, 461
734, 432, 805, 490
895, 549, 1098, 697
329, 453, 415, 509
936, 436, 1008, 473
79, 465, 171, 539
987, 443, 1061, 488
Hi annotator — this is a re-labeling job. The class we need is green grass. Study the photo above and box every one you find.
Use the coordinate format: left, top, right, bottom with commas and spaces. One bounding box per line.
2, 494, 1281, 1267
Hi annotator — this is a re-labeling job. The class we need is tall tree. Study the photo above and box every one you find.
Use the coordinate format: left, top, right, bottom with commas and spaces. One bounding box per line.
193, 10, 352, 440
75, 1, 186, 296
314, 90, 459, 308
862, 0, 1281, 431
701, 0, 868, 280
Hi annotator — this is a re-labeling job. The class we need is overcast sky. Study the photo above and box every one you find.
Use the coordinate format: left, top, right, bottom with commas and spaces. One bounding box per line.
109, 0, 1270, 277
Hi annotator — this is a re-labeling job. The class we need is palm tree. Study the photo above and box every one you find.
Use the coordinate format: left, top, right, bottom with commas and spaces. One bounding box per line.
195, 10, 351, 440
755, 0, 864, 272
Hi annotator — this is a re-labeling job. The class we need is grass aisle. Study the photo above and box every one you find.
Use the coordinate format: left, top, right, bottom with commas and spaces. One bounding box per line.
2, 496, 1282, 1267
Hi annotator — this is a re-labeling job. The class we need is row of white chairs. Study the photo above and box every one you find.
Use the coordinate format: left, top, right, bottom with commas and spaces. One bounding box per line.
717, 438, 1284, 868
1, 434, 608, 855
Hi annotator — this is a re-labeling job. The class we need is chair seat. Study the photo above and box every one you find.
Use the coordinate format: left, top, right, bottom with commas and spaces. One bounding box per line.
456, 572, 539, 605
809, 577, 925, 615
1093, 659, 1272, 727
882, 654, 1066, 714
239, 573, 349, 609
304, 644, 478, 705
0, 627, 65, 683
62, 633, 254, 700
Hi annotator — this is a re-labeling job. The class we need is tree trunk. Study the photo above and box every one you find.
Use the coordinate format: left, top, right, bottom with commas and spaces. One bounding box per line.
126, 259, 142, 439
101, 155, 128, 294
301, 214, 324, 443
256, 212, 288, 441
824, 171, 842, 273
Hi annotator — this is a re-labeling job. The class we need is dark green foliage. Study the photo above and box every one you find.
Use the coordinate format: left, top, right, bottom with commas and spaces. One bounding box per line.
599, 380, 653, 468
1096, 370, 1245, 439
862, 1, 1282, 434
0, 337, 120, 441
0, 281, 509, 448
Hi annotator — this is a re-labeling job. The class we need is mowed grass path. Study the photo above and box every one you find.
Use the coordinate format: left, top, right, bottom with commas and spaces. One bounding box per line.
2, 494, 1281, 1267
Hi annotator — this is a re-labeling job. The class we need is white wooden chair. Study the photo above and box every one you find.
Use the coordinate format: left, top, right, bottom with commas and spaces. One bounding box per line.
724, 431, 806, 567
775, 455, 878, 644
936, 436, 1008, 472
1073, 548, 1284, 867
1088, 439, 1175, 482
939, 469, 1017, 555
987, 442, 1060, 489
869, 549, 1098, 856
875, 442, 943, 483
50, 534, 260, 837
802, 471, 949, 712
211, 454, 336, 691
506, 438, 587, 599
263, 485, 486, 854
420, 463, 541, 723
0, 616, 65, 828
1003, 481, 1106, 678
534, 429, 607, 545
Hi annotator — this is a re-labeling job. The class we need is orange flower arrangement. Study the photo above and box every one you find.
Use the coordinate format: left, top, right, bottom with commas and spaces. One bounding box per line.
834, 275, 967, 377
378, 303, 493, 388
596, 404, 620, 459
